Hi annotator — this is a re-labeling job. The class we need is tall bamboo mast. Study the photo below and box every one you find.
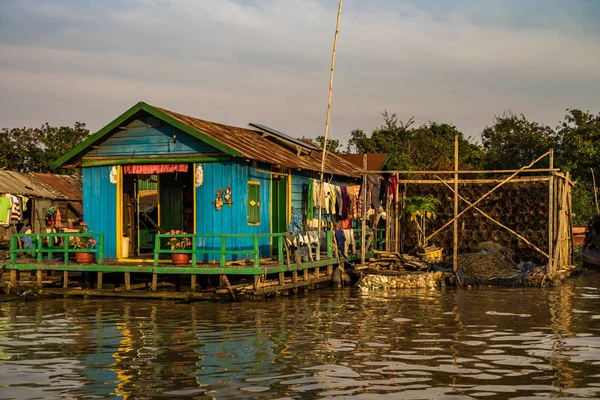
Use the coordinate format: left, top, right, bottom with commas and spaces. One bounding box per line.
318, 0, 343, 236
453, 135, 459, 273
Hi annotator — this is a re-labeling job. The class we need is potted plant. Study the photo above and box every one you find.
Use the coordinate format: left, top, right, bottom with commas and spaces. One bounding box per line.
69, 221, 97, 263
401, 195, 442, 253
166, 230, 192, 265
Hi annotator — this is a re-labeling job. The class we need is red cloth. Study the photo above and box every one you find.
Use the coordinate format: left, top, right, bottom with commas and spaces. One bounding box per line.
124, 164, 188, 174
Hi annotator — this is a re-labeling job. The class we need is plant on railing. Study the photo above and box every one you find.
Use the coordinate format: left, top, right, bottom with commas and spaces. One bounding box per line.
401, 196, 441, 247
69, 222, 97, 249
166, 230, 192, 265
166, 230, 192, 250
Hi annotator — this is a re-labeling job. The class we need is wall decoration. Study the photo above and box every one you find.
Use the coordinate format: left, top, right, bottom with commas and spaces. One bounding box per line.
213, 188, 223, 211
224, 185, 233, 207
195, 164, 204, 187
110, 166, 117, 184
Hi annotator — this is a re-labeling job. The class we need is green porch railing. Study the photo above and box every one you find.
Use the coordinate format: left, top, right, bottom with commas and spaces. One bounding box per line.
154, 232, 293, 268
153, 229, 381, 268
9, 233, 104, 265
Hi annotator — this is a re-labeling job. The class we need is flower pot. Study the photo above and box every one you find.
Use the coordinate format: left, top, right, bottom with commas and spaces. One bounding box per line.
171, 253, 190, 265
75, 252, 94, 264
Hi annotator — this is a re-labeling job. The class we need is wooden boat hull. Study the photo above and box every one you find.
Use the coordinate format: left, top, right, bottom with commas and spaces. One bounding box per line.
581, 249, 600, 269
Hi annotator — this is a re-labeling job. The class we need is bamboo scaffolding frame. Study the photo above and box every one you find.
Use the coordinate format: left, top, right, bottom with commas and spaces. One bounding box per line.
548, 150, 554, 272
363, 168, 559, 175
434, 176, 550, 259
424, 151, 551, 244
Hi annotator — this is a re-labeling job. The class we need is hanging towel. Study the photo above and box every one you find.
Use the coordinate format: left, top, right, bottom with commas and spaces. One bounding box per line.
0, 195, 11, 226
307, 178, 314, 220
335, 230, 346, 257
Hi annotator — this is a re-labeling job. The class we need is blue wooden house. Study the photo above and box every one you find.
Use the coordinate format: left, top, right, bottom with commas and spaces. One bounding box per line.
53, 102, 361, 262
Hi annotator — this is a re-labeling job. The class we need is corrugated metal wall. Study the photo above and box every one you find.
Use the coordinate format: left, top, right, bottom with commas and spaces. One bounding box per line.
195, 160, 271, 261
83, 166, 117, 258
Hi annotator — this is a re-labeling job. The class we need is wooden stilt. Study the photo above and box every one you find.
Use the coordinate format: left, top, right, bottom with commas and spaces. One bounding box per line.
278, 271, 285, 286
151, 273, 158, 291
303, 268, 309, 282
124, 272, 131, 291
253, 275, 261, 291
10, 270, 18, 287
97, 272, 103, 289
36, 270, 42, 286
315, 266, 320, 278
327, 265, 333, 276
63, 271, 69, 288
292, 270, 298, 293
190, 275, 197, 292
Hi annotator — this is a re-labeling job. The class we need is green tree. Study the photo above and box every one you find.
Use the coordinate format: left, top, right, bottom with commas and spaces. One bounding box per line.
346, 111, 483, 171
0, 122, 90, 173
300, 135, 342, 154
481, 112, 555, 170
554, 109, 600, 225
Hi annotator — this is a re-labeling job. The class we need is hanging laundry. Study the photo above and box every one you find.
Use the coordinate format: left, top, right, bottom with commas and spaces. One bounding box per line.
329, 184, 337, 215
335, 230, 346, 257
323, 183, 332, 214
340, 186, 348, 219
367, 175, 381, 209
7, 194, 21, 223
287, 207, 303, 232
0, 194, 11, 227
307, 178, 314, 220
387, 176, 398, 203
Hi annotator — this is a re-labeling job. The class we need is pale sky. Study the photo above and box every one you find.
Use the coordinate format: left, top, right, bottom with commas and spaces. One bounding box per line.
1, 0, 599, 145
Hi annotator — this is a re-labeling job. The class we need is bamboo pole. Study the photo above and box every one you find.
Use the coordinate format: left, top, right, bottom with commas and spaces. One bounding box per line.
361, 155, 367, 264
426, 151, 551, 243
317, 0, 343, 237
394, 173, 400, 253
385, 197, 391, 252
434, 176, 550, 259
363, 168, 559, 175
567, 172, 574, 264
398, 177, 550, 185
553, 175, 569, 271
548, 150, 554, 272
453, 135, 459, 273
592, 168, 599, 214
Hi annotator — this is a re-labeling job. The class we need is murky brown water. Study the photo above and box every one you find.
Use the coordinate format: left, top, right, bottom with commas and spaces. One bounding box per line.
1, 271, 599, 399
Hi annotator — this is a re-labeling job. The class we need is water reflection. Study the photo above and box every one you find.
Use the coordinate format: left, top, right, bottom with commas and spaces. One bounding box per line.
0, 272, 599, 399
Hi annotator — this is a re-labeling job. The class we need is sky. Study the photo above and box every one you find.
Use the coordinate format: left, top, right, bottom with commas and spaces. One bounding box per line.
1, 0, 599, 146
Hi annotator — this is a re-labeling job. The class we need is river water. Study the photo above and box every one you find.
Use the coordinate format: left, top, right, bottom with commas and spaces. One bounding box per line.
1, 271, 599, 399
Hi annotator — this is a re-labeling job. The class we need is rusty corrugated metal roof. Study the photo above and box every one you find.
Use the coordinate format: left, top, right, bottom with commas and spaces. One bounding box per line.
155, 106, 361, 178
32, 173, 82, 201
0, 170, 82, 200
339, 153, 390, 171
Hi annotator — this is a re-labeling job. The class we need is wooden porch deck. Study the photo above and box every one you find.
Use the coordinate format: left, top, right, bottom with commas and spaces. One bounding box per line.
2, 253, 368, 300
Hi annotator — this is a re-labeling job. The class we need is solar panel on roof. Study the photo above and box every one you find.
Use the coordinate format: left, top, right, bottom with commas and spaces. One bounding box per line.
249, 123, 322, 151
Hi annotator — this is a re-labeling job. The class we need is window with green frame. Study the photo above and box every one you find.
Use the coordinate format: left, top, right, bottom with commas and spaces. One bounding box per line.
248, 181, 260, 225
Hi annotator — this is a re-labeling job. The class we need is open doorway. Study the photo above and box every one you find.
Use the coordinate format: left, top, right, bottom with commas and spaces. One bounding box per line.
121, 164, 194, 258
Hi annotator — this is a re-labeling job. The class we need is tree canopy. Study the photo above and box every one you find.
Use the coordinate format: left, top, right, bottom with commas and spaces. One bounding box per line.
0, 122, 90, 173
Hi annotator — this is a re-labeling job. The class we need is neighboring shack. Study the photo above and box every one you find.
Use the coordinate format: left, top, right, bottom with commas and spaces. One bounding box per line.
0, 170, 83, 245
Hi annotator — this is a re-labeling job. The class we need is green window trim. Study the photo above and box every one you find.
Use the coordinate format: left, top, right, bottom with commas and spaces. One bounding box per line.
248, 181, 260, 225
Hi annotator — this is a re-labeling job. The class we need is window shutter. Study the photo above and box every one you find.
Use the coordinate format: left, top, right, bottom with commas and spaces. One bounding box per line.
248, 182, 260, 225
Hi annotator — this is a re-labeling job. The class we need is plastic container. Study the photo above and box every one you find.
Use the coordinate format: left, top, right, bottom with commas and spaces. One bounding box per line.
122, 236, 130, 258
418, 248, 443, 261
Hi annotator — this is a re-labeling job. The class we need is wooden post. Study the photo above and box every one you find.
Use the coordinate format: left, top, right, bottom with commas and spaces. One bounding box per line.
253, 275, 261, 291
190, 275, 197, 292
385, 196, 391, 252
315, 266, 320, 278
36, 270, 42, 286
151, 273, 158, 291
317, 0, 343, 238
10, 270, 18, 287
394, 173, 400, 253
453, 135, 459, 273
278, 271, 285, 286
97, 272, 103, 289
124, 272, 131, 291
292, 270, 298, 290
567, 172, 574, 265
592, 168, 599, 214
63, 271, 69, 288
327, 264, 333, 276
361, 154, 367, 264
548, 149, 554, 273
